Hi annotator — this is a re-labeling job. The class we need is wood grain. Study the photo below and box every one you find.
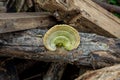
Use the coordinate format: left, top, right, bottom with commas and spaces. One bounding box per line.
0, 29, 119, 68
0, 12, 57, 33
35, 0, 120, 38
75, 64, 120, 80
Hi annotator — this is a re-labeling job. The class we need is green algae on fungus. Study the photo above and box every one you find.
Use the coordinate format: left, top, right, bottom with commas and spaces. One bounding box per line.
43, 24, 80, 51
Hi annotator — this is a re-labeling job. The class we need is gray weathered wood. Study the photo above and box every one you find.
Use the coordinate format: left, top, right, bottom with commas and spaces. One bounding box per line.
0, 12, 57, 33
0, 29, 119, 68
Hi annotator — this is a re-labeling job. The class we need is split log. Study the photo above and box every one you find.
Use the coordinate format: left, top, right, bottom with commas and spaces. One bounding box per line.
75, 64, 120, 80
0, 29, 119, 68
0, 12, 57, 33
35, 0, 120, 38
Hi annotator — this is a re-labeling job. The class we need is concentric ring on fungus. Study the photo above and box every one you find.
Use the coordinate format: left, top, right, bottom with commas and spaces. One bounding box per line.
43, 24, 80, 51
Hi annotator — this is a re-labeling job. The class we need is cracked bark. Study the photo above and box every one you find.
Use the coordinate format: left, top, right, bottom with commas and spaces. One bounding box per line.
0, 29, 119, 68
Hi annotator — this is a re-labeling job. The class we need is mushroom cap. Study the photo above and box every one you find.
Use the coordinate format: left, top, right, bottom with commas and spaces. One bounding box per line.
43, 24, 80, 51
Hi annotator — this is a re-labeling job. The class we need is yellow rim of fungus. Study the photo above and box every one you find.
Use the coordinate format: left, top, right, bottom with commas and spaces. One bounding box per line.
43, 24, 80, 51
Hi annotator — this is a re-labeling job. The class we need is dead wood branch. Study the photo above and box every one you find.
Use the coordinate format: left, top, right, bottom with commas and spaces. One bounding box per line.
0, 29, 119, 68
35, 0, 120, 38
92, 0, 120, 14
0, 12, 57, 33
75, 64, 120, 80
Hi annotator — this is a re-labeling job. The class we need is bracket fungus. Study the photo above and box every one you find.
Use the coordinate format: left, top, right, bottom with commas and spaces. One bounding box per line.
43, 24, 80, 51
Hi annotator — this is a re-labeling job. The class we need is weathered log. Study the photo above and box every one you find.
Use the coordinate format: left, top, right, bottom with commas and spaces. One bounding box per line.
35, 0, 120, 38
0, 12, 57, 33
75, 64, 120, 80
92, 0, 120, 14
0, 29, 119, 68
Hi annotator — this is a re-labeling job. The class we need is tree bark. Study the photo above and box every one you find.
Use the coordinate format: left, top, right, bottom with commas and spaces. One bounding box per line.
0, 29, 119, 68
34, 0, 120, 38
75, 64, 120, 80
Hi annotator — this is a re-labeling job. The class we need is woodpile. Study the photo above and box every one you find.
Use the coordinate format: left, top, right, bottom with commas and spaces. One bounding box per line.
0, 0, 119, 80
